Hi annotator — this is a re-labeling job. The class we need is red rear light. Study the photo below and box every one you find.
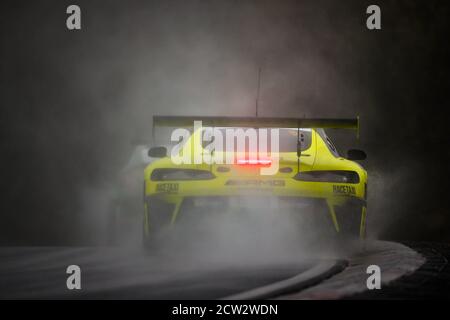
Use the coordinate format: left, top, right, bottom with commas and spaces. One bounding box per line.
236, 159, 272, 166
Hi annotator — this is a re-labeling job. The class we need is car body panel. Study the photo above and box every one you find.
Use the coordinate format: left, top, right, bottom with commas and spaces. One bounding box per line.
143, 128, 367, 238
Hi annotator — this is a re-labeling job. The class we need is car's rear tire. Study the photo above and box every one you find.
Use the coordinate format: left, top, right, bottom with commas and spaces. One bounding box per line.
142, 198, 172, 252
334, 202, 366, 240
142, 226, 153, 250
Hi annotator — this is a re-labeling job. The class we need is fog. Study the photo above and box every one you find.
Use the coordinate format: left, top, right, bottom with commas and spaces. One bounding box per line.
1, 0, 450, 250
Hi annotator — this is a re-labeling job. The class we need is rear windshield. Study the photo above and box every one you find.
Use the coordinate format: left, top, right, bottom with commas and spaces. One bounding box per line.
202, 128, 312, 153
316, 128, 340, 157
279, 128, 312, 152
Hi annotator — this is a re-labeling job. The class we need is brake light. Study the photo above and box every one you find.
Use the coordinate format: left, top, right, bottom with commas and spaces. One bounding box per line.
236, 159, 272, 166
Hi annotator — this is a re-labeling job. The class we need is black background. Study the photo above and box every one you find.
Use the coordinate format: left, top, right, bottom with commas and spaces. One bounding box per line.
1, 0, 449, 245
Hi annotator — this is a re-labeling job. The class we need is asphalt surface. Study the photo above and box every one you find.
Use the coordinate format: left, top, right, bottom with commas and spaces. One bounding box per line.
349, 242, 450, 299
1, 241, 449, 299
0, 247, 316, 299
279, 240, 426, 299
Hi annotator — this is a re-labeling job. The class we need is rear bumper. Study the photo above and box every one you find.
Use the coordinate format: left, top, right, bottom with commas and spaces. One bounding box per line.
145, 177, 366, 202
143, 193, 366, 236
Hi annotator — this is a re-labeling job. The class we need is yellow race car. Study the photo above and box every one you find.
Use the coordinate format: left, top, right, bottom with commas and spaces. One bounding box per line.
142, 116, 367, 246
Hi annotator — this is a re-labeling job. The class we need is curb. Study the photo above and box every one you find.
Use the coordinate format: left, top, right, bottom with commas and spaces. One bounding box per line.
222, 259, 348, 300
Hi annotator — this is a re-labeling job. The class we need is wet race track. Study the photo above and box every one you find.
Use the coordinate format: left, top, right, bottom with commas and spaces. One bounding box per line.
1, 241, 447, 299
0, 247, 318, 299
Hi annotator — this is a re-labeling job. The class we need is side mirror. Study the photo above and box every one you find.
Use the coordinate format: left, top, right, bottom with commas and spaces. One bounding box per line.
148, 146, 167, 158
347, 149, 367, 161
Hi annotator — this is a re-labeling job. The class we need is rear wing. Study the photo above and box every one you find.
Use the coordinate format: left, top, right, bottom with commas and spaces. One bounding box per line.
153, 115, 360, 137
